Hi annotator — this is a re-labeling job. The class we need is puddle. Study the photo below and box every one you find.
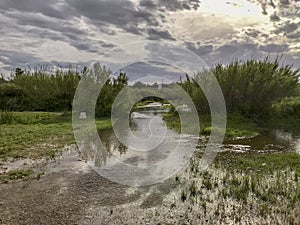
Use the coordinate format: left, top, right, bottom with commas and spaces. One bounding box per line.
222, 130, 300, 153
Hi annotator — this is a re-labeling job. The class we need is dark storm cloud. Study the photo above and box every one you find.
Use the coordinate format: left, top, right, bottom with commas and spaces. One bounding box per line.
274, 21, 299, 36
139, 0, 157, 9
64, 0, 178, 39
0, 50, 40, 70
203, 42, 264, 66
65, 0, 159, 33
259, 44, 289, 52
139, 0, 201, 12
279, 0, 290, 6
245, 29, 261, 38
0, 0, 73, 20
185, 42, 214, 55
286, 31, 300, 39
249, 0, 300, 25
216, 45, 239, 55
0, 0, 176, 41
158, 0, 201, 11
120, 61, 184, 83
270, 12, 280, 21
1, 10, 117, 53
147, 28, 176, 40
3, 11, 86, 36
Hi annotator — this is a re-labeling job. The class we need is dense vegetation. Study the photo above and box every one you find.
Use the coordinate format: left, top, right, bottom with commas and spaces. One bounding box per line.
0, 66, 127, 117
180, 57, 300, 120
0, 57, 299, 122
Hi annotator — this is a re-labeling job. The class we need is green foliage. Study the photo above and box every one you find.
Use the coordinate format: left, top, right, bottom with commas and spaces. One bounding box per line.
272, 96, 300, 119
0, 83, 29, 110
189, 180, 198, 197
180, 57, 300, 119
96, 72, 128, 117
0, 111, 14, 124
0, 66, 128, 116
11, 68, 81, 111
1, 58, 299, 120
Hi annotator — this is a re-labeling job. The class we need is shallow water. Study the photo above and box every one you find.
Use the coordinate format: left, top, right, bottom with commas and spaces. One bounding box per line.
98, 110, 300, 160
90, 110, 198, 186
222, 129, 300, 153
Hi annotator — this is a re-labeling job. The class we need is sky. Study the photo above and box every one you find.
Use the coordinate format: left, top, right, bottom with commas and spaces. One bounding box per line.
0, 0, 299, 80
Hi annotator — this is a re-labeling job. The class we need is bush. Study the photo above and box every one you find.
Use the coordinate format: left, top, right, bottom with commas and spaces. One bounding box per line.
180, 57, 300, 119
272, 97, 300, 119
0, 111, 14, 124
0, 83, 29, 111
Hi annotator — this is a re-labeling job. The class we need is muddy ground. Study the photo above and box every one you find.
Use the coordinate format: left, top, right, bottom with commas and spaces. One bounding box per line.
0, 147, 299, 225
0, 149, 177, 225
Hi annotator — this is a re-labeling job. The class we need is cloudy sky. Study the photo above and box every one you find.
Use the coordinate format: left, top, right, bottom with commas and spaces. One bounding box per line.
0, 0, 299, 79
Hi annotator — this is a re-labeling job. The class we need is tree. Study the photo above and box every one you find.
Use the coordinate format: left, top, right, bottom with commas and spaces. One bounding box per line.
15, 68, 24, 77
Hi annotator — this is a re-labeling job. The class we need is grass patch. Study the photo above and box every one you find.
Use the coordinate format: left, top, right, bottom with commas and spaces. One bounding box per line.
0, 112, 111, 161
0, 169, 33, 183
163, 112, 259, 138
217, 152, 300, 175
0, 111, 71, 125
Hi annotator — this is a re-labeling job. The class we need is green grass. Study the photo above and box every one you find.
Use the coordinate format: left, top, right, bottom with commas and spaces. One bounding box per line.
0, 112, 112, 161
0, 169, 33, 183
163, 112, 259, 138
217, 152, 300, 175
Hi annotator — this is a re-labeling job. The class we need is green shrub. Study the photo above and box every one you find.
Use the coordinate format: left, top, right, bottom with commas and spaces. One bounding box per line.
272, 97, 300, 119
180, 57, 300, 119
0, 110, 14, 124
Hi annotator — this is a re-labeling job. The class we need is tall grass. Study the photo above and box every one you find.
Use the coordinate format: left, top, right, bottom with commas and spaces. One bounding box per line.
272, 96, 300, 119
0, 111, 59, 125
0, 111, 14, 124
0, 65, 128, 116
180, 57, 300, 119
11, 67, 81, 111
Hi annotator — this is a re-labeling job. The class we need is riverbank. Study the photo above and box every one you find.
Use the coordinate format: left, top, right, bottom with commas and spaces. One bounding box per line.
163, 112, 260, 138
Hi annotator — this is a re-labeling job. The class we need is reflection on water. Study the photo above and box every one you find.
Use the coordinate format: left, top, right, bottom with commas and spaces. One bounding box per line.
99, 113, 300, 158
221, 129, 300, 153
80, 110, 300, 186
98, 110, 192, 167
88, 110, 199, 186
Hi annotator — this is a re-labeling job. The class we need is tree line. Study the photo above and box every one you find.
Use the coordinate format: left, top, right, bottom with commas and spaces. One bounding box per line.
0, 66, 128, 117
0, 57, 299, 120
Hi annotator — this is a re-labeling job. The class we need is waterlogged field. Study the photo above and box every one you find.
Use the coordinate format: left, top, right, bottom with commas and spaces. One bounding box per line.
0, 112, 111, 183
0, 109, 299, 224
